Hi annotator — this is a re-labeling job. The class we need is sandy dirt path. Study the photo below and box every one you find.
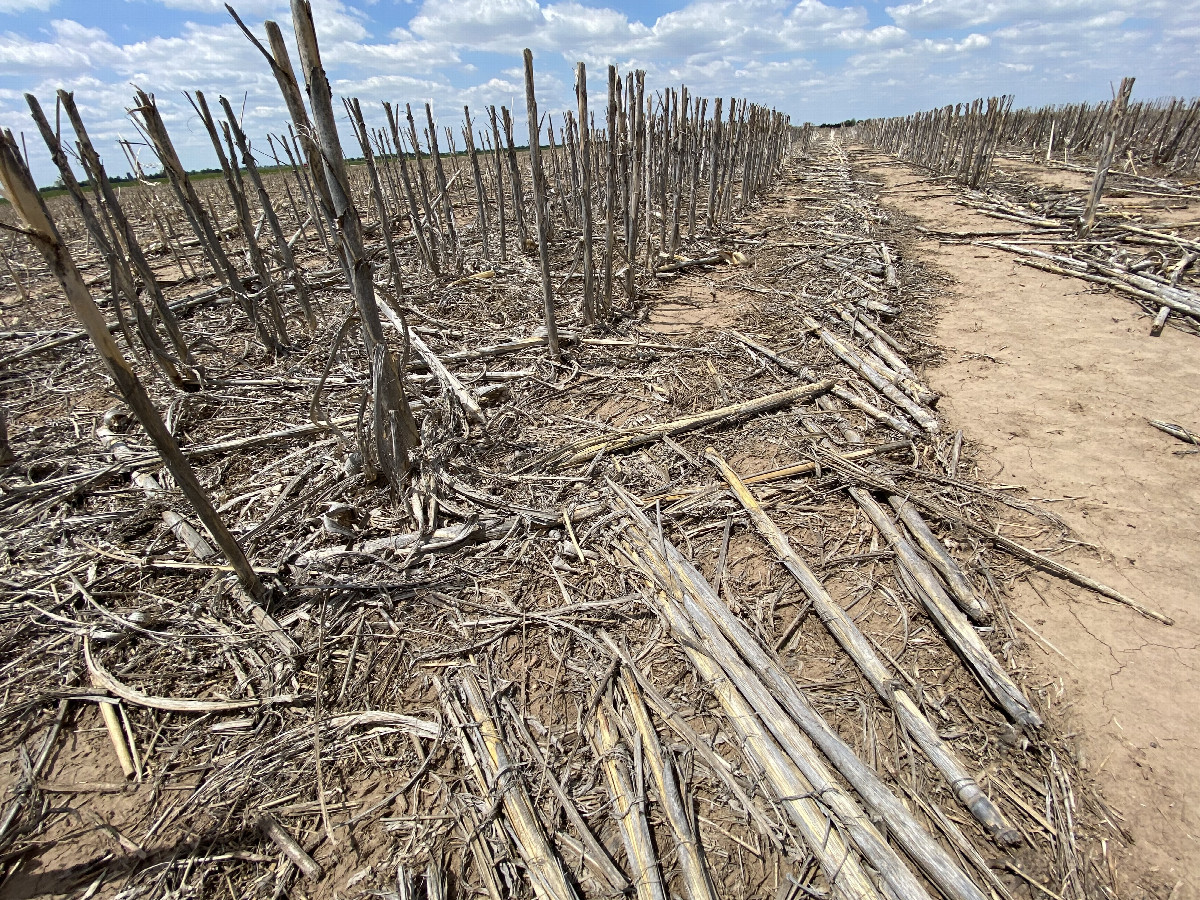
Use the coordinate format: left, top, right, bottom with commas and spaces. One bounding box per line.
853, 148, 1200, 900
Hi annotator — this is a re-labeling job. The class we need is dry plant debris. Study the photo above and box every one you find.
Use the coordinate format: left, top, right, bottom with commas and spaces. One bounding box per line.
0, 10, 1190, 900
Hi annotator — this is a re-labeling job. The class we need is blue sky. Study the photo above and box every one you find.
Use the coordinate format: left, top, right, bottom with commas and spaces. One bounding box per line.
1, 0, 1198, 187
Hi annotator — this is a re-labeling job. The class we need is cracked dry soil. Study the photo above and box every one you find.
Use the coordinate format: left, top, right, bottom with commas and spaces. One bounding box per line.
855, 149, 1200, 900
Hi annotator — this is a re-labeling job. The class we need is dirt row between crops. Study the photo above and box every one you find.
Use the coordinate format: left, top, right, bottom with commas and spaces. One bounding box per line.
851, 148, 1200, 900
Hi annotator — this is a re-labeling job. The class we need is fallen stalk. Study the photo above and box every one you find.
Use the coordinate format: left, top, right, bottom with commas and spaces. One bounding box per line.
706, 448, 1021, 845
536, 381, 836, 469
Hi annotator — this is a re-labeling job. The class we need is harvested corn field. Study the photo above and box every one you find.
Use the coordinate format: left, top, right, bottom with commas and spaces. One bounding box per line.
1, 5, 1198, 900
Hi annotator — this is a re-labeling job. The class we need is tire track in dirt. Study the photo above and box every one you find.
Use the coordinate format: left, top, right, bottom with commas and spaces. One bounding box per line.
853, 148, 1200, 900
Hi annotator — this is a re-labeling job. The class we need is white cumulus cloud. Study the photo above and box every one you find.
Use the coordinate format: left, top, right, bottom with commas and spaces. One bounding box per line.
0, 0, 57, 13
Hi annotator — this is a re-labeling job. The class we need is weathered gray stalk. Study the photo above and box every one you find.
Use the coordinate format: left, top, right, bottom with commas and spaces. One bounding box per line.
522, 49, 560, 361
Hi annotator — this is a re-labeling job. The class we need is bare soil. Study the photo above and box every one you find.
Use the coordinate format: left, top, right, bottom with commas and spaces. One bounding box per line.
855, 148, 1200, 900
644, 279, 747, 335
